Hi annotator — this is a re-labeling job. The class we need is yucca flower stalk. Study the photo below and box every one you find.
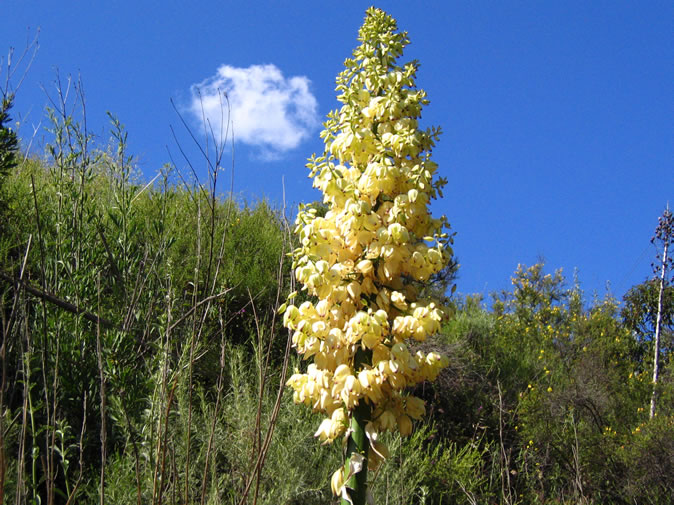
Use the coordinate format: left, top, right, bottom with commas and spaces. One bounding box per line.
282, 8, 453, 504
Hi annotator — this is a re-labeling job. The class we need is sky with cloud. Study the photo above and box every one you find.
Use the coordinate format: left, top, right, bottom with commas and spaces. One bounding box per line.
189, 64, 318, 158
2, 0, 673, 298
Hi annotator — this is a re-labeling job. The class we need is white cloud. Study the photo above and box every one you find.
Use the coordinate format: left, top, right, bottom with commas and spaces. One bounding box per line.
189, 64, 319, 156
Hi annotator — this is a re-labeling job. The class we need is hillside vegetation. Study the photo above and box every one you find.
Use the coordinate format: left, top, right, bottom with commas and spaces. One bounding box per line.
1, 12, 673, 505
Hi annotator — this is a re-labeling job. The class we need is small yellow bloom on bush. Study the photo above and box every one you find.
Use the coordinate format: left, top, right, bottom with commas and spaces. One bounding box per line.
284, 7, 453, 495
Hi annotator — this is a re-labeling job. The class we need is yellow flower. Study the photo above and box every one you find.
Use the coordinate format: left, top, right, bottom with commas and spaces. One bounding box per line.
285, 8, 453, 489
405, 396, 426, 419
314, 408, 348, 444
397, 414, 413, 436
331, 466, 345, 496
377, 410, 397, 432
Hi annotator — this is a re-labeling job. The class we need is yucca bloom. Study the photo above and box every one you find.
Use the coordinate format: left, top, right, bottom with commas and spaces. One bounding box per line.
282, 7, 454, 502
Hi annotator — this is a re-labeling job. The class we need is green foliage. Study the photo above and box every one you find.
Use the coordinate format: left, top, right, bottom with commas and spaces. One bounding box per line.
0, 94, 19, 182
370, 425, 492, 505
619, 413, 674, 505
435, 263, 673, 504
0, 100, 293, 504
0, 94, 19, 230
623, 279, 674, 363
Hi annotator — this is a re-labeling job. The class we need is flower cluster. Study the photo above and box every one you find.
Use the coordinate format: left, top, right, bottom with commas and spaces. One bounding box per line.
282, 8, 453, 493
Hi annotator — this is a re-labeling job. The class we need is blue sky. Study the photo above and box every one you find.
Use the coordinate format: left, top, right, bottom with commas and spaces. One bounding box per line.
2, 1, 672, 299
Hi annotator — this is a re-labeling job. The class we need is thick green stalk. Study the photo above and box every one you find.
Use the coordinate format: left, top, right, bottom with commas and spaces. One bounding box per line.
342, 401, 370, 505
342, 348, 371, 505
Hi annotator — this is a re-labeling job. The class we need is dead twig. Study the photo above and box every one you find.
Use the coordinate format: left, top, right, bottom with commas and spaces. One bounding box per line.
0, 268, 116, 329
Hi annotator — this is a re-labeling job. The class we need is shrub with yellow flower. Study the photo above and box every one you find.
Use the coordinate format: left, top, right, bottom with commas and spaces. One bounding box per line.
282, 8, 453, 504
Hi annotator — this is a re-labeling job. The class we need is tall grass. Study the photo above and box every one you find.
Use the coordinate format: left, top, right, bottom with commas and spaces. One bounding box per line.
0, 83, 301, 504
